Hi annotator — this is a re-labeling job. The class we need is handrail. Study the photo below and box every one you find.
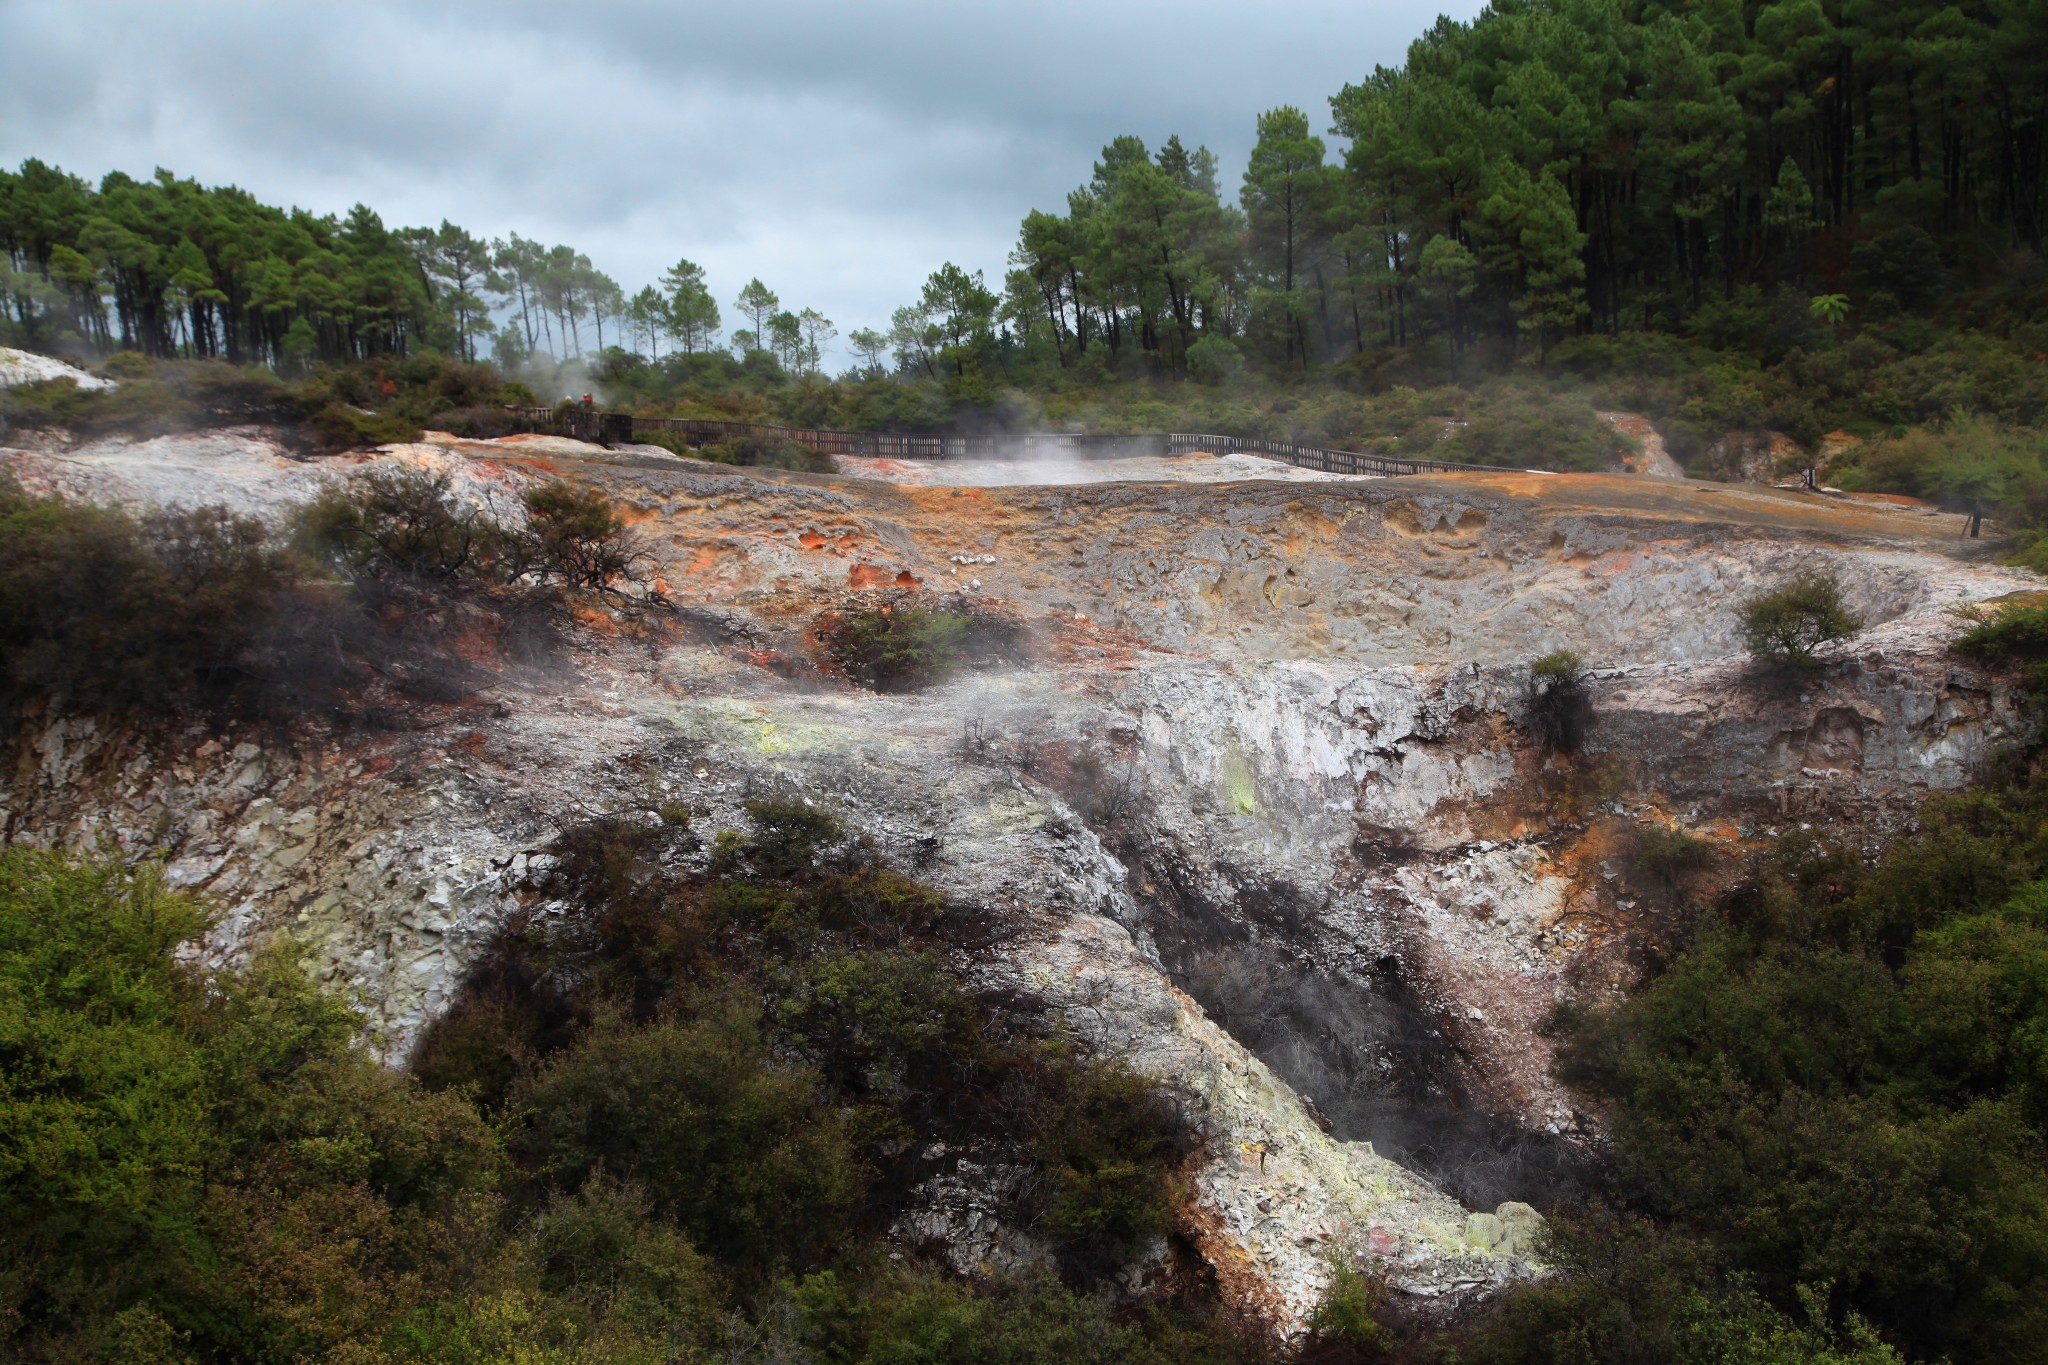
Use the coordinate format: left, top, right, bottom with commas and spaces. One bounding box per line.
501, 407, 1506, 478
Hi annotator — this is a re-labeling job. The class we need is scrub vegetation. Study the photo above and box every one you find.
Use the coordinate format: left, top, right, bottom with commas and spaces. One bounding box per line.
0, 808, 1245, 1363
0, 466, 645, 732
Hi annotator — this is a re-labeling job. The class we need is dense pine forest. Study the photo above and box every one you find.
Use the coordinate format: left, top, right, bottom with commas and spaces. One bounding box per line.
9, 0, 2048, 378
9, 1, 2048, 497
9, 4, 2048, 504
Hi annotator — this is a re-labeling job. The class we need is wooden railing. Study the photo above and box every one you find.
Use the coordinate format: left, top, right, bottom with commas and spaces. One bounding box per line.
1163, 432, 1500, 477
502, 408, 1503, 478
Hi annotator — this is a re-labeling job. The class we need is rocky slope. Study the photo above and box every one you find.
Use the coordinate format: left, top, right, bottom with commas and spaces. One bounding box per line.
1, 428, 2034, 1332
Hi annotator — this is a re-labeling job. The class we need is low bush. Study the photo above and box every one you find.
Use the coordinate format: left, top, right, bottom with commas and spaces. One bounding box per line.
1629, 824, 1717, 905
0, 473, 306, 723
832, 606, 971, 690
0, 849, 511, 1362
1543, 767, 2048, 1363
1525, 649, 1592, 752
1298, 1259, 1396, 1363
1021, 1059, 1192, 1280
1953, 598, 2048, 692
415, 803, 1196, 1300
1453, 1210, 1898, 1365
614, 425, 700, 460
295, 465, 649, 597
518, 479, 645, 592
422, 403, 529, 439
739, 796, 844, 876
1438, 384, 1627, 472
0, 358, 325, 442
294, 466, 508, 582
1835, 419, 2048, 518
308, 401, 421, 449
4, 841, 1221, 1359
1737, 569, 1863, 672
509, 997, 865, 1274
825, 598, 1022, 692
0, 353, 541, 448
786, 1264, 1264, 1365
0, 467, 641, 733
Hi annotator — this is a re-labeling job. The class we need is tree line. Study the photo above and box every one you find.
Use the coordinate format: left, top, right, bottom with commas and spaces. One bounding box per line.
994, 0, 2048, 379
0, 163, 838, 377
7, 1, 2046, 392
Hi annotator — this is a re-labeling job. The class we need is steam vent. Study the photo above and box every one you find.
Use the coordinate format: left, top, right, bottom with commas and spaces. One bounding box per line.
4, 424, 2030, 1335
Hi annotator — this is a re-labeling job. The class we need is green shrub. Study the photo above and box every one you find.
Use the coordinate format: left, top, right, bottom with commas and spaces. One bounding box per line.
0, 374, 200, 437
1525, 649, 1592, 752
295, 466, 645, 595
1737, 569, 1863, 671
1955, 599, 2048, 661
423, 403, 530, 439
1457, 1210, 1899, 1365
619, 426, 704, 460
0, 849, 503, 1361
0, 469, 625, 731
1631, 825, 1717, 903
1301, 1259, 1395, 1361
826, 602, 1021, 692
787, 1264, 1261, 1365
528, 1175, 724, 1344
423, 811, 1197, 1297
0, 475, 304, 722
1838, 419, 2048, 515
1439, 384, 1628, 472
509, 998, 864, 1275
308, 401, 422, 449
519, 479, 642, 591
1953, 598, 2048, 692
1549, 771, 2048, 1362
741, 796, 844, 877
294, 466, 507, 582
0, 353, 549, 447
1022, 1059, 1190, 1281
0, 360, 307, 440
1186, 335, 1247, 387
774, 947, 977, 1094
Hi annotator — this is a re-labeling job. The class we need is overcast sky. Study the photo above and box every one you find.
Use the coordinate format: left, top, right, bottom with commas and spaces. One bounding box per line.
2, 0, 1482, 365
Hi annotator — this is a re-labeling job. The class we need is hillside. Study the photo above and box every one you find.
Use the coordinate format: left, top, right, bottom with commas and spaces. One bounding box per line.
3, 415, 2038, 1358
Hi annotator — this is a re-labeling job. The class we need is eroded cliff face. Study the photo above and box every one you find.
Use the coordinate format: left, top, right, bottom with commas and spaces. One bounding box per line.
1, 430, 2033, 1331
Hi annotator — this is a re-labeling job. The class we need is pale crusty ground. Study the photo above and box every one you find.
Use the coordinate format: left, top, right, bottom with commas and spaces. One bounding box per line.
0, 345, 115, 390
835, 449, 1364, 486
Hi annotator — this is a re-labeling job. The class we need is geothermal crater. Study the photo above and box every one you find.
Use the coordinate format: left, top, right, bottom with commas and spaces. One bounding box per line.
1, 428, 2033, 1330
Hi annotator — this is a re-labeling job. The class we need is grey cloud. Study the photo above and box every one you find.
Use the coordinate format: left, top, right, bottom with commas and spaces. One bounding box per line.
0, 0, 1479, 361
